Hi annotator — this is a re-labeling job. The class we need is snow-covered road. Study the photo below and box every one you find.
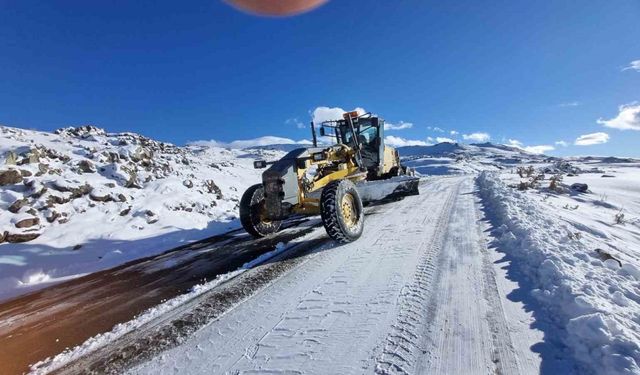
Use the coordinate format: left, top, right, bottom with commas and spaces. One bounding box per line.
120, 176, 538, 375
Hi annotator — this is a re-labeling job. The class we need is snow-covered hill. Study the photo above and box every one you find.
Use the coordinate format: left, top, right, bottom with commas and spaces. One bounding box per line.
0, 125, 284, 300
398, 141, 548, 175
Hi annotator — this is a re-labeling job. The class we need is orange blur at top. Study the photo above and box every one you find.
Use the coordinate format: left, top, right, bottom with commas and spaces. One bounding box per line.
226, 0, 328, 16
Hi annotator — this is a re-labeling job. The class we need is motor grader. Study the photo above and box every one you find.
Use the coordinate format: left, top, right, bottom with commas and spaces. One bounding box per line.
240, 111, 419, 243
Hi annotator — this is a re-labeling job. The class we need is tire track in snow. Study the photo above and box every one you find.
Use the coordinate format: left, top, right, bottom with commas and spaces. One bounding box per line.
373, 177, 460, 374
413, 177, 520, 375
127, 177, 461, 375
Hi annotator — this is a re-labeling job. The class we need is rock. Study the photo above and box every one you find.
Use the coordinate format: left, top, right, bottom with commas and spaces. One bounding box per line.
78, 159, 96, 173
15, 217, 40, 228
601, 174, 615, 178
20, 169, 33, 177
37, 163, 49, 176
8, 198, 28, 213
46, 210, 61, 223
6, 232, 40, 243
0, 231, 6, 243
0, 169, 23, 185
52, 180, 92, 197
145, 210, 159, 224
73, 244, 82, 250
46, 194, 70, 206
4, 151, 18, 165
104, 182, 116, 188
116, 193, 127, 202
570, 183, 589, 193
204, 180, 223, 199
183, 179, 194, 188
89, 192, 113, 202
119, 206, 132, 216
29, 186, 48, 199
18, 153, 40, 165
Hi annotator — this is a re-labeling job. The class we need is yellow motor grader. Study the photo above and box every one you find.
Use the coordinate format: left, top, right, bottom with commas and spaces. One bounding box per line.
241, 111, 419, 243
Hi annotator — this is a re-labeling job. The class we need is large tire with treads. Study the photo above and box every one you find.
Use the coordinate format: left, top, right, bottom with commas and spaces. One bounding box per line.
240, 184, 282, 238
320, 179, 364, 243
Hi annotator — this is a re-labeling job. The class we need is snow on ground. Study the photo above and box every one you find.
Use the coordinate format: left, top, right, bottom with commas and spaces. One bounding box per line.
0, 125, 285, 301
478, 160, 640, 374
4, 127, 640, 374
399, 142, 546, 176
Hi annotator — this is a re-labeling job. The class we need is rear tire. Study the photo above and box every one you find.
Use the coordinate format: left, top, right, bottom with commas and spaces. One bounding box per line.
240, 184, 282, 238
320, 179, 364, 243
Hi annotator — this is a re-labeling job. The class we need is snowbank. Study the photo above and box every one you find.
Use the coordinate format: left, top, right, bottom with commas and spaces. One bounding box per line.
477, 171, 640, 374
0, 125, 285, 301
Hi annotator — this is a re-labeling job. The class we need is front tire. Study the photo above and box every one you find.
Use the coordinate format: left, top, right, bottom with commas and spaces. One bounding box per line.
240, 184, 281, 238
320, 179, 364, 243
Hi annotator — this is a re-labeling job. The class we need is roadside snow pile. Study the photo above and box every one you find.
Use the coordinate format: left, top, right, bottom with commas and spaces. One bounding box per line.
478, 171, 640, 375
0, 125, 282, 301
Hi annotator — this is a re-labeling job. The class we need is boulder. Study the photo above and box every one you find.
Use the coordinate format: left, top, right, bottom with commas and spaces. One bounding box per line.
9, 198, 29, 213
52, 180, 92, 197
89, 192, 113, 202
78, 159, 96, 173
15, 216, 40, 228
5, 232, 40, 243
0, 169, 23, 185
46, 210, 61, 223
119, 206, 132, 216
183, 179, 194, 188
36, 163, 49, 176
145, 210, 159, 224
4, 151, 18, 165
0, 231, 6, 243
20, 169, 33, 177
570, 183, 589, 193
204, 180, 223, 199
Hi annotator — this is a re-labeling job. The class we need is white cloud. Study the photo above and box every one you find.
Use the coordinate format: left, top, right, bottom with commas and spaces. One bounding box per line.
190, 136, 312, 149
384, 121, 413, 131
450, 130, 459, 136
523, 145, 555, 154
285, 117, 306, 129
384, 135, 429, 147
427, 126, 445, 133
311, 106, 366, 126
555, 140, 569, 147
622, 60, 640, 72
597, 103, 640, 131
462, 132, 490, 143
574, 132, 610, 146
506, 139, 523, 148
506, 139, 554, 154
558, 101, 581, 107
435, 137, 455, 143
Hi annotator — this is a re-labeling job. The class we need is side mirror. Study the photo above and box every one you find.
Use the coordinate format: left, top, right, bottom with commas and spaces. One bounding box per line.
253, 160, 267, 169
319, 127, 326, 137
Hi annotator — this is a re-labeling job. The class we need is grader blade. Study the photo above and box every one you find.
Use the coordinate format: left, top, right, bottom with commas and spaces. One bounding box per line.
355, 176, 420, 203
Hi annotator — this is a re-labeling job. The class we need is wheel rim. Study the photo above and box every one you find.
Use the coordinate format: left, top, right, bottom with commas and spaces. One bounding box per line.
341, 193, 358, 229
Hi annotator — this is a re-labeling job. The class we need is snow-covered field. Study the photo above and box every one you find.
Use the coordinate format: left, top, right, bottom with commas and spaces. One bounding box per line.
0, 125, 284, 301
2, 127, 639, 375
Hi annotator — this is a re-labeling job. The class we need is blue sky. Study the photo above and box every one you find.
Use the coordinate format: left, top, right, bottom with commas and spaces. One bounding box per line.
0, 0, 638, 156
